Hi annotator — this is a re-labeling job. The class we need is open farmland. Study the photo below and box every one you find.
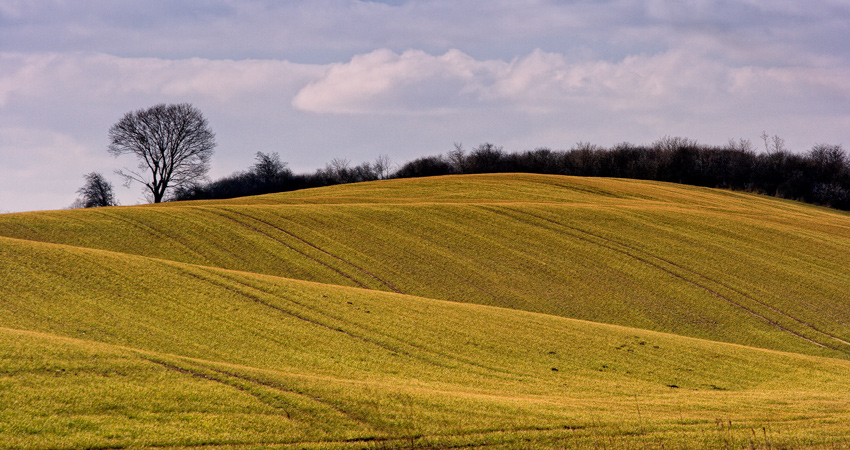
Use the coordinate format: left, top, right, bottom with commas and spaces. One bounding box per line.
1, 174, 850, 449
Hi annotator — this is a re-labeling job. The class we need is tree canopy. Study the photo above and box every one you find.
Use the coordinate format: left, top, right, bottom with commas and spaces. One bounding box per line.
74, 172, 118, 208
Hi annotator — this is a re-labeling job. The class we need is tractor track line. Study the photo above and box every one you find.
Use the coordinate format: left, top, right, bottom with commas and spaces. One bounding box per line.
96, 210, 207, 261
505, 206, 850, 350
198, 365, 371, 426
484, 206, 828, 349
171, 265, 472, 372
213, 270, 515, 377
141, 357, 295, 419
199, 207, 370, 289
225, 207, 401, 293
93, 422, 584, 450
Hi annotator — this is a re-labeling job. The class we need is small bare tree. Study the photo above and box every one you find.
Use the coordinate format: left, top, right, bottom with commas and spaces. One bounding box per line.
809, 144, 847, 178
108, 103, 216, 203
727, 138, 755, 153
75, 172, 118, 208
252, 151, 290, 185
653, 135, 698, 152
322, 158, 352, 183
446, 143, 467, 174
373, 154, 393, 179
761, 131, 786, 154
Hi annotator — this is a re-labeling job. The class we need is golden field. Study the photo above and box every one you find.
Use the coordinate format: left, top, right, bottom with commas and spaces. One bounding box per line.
2, 174, 849, 449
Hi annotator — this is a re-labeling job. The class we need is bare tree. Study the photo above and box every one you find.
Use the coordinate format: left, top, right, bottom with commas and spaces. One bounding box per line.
373, 154, 393, 179
75, 172, 118, 208
809, 144, 847, 179
446, 143, 466, 174
322, 158, 352, 183
108, 103, 216, 203
761, 131, 786, 154
653, 135, 698, 152
573, 141, 602, 152
467, 142, 505, 173
727, 138, 755, 153
252, 151, 290, 185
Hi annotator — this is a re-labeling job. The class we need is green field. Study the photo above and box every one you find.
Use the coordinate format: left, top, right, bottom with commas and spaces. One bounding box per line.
1, 174, 849, 449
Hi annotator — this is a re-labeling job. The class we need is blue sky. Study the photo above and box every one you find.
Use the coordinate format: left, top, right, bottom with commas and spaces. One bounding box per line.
1, 0, 848, 211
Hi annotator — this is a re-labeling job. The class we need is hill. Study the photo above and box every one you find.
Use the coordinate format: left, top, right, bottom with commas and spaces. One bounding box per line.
1, 174, 850, 448
2, 174, 848, 356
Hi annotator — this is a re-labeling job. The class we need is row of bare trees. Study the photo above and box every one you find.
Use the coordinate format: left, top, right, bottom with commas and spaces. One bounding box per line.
391, 138, 850, 210
172, 137, 849, 211
170, 153, 394, 201
73, 103, 849, 211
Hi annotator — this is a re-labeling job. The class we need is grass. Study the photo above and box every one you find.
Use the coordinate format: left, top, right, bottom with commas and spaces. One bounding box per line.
2, 174, 848, 356
1, 174, 850, 448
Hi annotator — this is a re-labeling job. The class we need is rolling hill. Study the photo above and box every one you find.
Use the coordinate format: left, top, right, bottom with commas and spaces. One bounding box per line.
1, 174, 849, 449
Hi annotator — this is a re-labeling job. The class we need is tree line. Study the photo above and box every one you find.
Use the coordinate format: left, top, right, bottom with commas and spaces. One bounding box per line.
169, 153, 394, 201
172, 136, 850, 211
74, 103, 849, 211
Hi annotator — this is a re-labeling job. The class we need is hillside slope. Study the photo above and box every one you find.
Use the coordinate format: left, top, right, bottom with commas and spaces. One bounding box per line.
2, 174, 848, 357
2, 235, 850, 449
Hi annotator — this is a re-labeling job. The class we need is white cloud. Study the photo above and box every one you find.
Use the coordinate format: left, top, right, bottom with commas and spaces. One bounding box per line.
292, 47, 850, 119
292, 49, 499, 114
0, 52, 323, 107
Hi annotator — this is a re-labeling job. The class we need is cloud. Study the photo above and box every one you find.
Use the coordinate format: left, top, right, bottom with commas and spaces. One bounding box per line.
292, 49, 499, 114
292, 47, 850, 119
0, 52, 322, 107
5, 0, 847, 66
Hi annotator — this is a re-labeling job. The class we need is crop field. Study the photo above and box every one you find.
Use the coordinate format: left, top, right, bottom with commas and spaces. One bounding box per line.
1, 174, 850, 449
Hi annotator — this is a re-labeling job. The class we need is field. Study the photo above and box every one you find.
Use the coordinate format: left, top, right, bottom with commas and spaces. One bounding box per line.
1, 173, 849, 449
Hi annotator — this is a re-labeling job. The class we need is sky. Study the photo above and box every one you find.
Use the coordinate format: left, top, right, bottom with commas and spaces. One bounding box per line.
1, 0, 849, 212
